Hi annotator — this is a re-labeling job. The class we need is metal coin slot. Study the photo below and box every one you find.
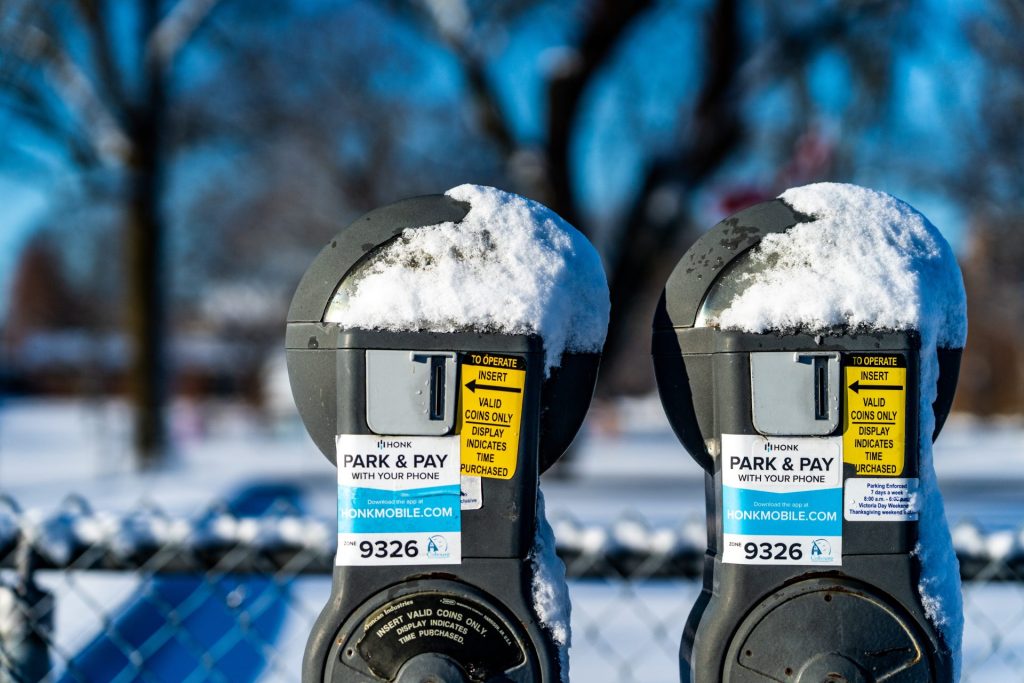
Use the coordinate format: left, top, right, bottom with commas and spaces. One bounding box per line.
429, 355, 447, 421
366, 350, 457, 435
814, 356, 830, 421
750, 351, 840, 436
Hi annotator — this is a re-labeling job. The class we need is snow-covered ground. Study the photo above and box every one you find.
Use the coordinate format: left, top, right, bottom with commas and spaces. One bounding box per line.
2, 397, 1024, 681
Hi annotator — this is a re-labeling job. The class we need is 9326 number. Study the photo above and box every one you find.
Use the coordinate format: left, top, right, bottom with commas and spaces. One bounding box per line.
359, 539, 419, 559
743, 541, 803, 561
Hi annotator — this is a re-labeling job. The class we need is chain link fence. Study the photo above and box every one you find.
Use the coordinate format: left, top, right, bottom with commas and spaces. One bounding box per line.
1, 494, 1022, 682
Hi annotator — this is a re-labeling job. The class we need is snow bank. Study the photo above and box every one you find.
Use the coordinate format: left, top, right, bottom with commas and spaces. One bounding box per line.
325, 185, 610, 373
717, 183, 966, 678
531, 491, 571, 682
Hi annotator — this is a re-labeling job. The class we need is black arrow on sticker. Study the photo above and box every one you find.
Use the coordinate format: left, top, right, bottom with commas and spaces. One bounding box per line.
848, 380, 904, 394
465, 379, 522, 394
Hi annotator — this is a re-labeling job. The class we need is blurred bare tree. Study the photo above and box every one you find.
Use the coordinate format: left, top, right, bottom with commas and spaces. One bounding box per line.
4, 0, 1020, 439
139, 0, 922, 396
948, 0, 1024, 415
0, 0, 228, 466
163, 1, 506, 325
397, 0, 915, 393
0, 0, 509, 465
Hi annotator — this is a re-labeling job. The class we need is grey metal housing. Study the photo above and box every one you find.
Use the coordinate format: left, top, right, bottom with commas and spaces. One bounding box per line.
652, 198, 963, 683
285, 194, 602, 682
285, 195, 599, 473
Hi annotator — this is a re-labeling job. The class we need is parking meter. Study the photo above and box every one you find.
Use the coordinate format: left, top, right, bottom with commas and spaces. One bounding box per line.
286, 193, 601, 682
653, 197, 963, 682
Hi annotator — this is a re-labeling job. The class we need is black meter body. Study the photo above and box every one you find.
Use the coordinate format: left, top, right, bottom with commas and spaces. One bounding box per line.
652, 199, 962, 683
286, 195, 598, 683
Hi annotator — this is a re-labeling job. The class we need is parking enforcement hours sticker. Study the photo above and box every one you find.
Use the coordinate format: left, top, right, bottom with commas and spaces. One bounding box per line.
336, 434, 461, 566
722, 434, 842, 566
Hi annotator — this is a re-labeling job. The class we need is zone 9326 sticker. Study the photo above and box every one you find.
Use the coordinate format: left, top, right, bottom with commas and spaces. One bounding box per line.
721, 434, 842, 566
336, 434, 461, 566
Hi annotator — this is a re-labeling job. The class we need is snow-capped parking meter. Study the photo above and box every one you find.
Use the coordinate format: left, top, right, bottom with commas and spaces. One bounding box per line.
653, 184, 967, 682
287, 186, 608, 683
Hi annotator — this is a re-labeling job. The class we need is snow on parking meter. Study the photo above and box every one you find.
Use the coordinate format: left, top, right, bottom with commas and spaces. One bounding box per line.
286, 185, 608, 683
652, 184, 967, 683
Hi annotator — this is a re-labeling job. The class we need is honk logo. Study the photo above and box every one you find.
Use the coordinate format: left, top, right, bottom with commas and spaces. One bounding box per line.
763, 442, 799, 453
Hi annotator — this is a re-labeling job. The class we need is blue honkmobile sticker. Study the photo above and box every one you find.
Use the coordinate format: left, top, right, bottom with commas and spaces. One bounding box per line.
336, 434, 461, 566
721, 434, 842, 566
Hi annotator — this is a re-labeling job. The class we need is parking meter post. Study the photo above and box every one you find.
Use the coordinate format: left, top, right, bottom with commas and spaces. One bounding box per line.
287, 194, 601, 683
653, 197, 962, 683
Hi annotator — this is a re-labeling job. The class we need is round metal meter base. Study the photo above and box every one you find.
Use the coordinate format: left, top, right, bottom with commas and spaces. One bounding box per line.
324, 579, 536, 682
724, 578, 934, 683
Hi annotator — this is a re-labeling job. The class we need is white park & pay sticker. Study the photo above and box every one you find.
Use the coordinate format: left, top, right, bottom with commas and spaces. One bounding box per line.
336, 434, 461, 566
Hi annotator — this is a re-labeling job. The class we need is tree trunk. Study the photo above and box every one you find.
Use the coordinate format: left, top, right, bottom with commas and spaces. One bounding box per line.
126, 0, 168, 468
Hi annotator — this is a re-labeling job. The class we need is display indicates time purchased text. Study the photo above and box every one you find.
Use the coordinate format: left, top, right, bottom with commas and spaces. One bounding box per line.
843, 353, 907, 477
459, 353, 525, 480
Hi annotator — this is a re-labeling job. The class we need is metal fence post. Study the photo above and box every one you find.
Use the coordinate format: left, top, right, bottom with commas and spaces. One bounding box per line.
0, 538, 52, 683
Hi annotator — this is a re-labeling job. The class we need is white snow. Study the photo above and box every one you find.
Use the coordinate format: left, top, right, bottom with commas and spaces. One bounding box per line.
716, 183, 967, 346
3, 506, 331, 568
324, 184, 610, 373
531, 491, 571, 681
716, 182, 967, 678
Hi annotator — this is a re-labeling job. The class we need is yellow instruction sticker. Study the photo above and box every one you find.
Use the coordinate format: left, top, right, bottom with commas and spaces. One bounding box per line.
459, 353, 526, 480
843, 353, 907, 476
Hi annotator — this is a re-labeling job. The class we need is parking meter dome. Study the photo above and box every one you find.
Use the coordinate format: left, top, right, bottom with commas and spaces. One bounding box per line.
288, 187, 607, 683
286, 193, 601, 473
653, 198, 962, 467
653, 184, 968, 682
